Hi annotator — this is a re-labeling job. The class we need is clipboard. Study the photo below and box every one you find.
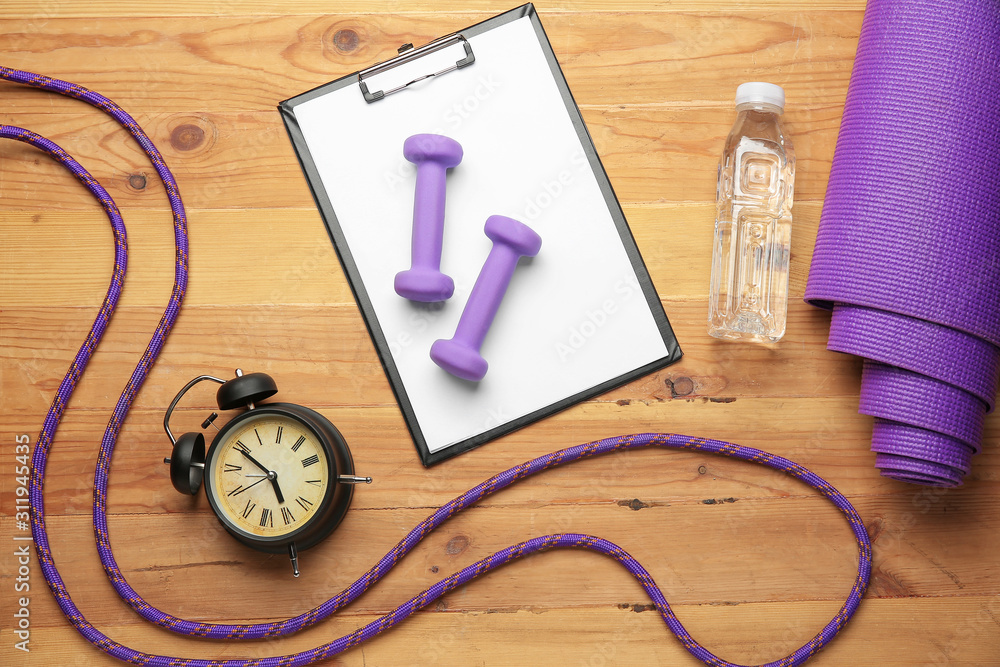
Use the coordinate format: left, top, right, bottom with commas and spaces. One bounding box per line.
279, 4, 682, 465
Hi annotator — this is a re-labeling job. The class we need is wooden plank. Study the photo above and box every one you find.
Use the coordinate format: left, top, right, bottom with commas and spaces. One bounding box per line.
0, 301, 859, 412
0, 576, 997, 666
0, 106, 841, 210
0, 12, 861, 112
0, 501, 861, 618
2, 489, 998, 616
0, 0, 870, 20
3, 394, 997, 511
0, 203, 822, 305
0, 399, 872, 514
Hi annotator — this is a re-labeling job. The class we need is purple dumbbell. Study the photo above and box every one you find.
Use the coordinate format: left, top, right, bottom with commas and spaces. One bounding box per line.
430, 215, 542, 382
394, 134, 463, 302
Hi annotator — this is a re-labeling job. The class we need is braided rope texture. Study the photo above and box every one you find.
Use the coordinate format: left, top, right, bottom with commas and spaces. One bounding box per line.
803, 0, 1000, 486
4, 67, 870, 666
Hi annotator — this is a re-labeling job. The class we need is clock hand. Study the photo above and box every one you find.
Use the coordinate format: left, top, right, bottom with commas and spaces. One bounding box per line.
237, 448, 271, 475
268, 474, 285, 504
230, 476, 268, 496
236, 448, 285, 503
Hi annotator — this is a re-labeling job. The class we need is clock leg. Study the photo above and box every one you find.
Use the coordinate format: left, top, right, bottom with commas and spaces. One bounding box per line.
288, 542, 300, 578
337, 475, 373, 484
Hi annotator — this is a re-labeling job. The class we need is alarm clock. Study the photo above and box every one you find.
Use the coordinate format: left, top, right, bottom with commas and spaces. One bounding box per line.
163, 369, 370, 576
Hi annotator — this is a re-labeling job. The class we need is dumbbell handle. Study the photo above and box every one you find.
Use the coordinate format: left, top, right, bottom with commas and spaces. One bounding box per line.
410, 161, 448, 269
431, 215, 541, 382
395, 134, 462, 303
452, 243, 521, 351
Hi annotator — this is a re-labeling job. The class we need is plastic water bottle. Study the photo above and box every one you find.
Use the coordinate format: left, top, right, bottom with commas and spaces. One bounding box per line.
708, 82, 795, 342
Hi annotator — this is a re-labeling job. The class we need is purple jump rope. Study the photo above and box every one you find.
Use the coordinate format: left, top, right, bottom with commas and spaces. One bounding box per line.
3, 66, 869, 666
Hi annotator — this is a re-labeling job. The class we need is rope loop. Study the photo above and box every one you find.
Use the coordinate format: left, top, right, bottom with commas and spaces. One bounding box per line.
2, 67, 871, 667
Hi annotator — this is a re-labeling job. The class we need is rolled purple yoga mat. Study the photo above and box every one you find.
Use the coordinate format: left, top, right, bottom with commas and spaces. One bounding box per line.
805, 0, 1000, 486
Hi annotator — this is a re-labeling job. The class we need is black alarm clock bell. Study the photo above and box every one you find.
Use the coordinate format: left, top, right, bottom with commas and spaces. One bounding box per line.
163, 369, 370, 576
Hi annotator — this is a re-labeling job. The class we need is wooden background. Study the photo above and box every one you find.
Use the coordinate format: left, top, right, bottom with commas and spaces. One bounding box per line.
2, 1, 998, 665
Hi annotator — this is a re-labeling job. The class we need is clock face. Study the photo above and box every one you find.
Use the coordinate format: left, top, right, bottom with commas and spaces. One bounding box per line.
207, 412, 331, 540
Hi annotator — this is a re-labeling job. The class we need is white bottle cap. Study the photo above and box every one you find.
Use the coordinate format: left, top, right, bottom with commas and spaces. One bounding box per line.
735, 82, 785, 112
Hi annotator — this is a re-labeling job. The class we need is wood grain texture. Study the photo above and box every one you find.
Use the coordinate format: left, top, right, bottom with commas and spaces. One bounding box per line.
0, 108, 842, 210
0, 11, 862, 111
2, 1, 998, 666
1, 0, 869, 19
0, 204, 824, 305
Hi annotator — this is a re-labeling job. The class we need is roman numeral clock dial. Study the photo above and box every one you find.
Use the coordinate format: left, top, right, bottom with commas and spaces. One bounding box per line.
213, 417, 328, 538
167, 369, 371, 577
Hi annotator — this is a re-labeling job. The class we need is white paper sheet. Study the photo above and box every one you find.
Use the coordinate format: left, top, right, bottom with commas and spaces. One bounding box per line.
291, 15, 672, 455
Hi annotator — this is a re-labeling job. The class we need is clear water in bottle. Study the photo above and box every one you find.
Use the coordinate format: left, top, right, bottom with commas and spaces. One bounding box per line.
708, 82, 795, 343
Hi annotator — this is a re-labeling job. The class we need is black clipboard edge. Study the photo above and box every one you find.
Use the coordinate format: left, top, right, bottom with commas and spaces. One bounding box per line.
279, 3, 683, 466
278, 102, 427, 463
523, 10, 681, 368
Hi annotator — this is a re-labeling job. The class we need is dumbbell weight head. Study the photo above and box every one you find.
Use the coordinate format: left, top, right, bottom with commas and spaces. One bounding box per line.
484, 213, 542, 256
402, 133, 463, 167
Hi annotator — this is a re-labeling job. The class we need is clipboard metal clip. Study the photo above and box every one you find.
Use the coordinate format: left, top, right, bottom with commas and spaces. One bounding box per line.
358, 34, 476, 103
